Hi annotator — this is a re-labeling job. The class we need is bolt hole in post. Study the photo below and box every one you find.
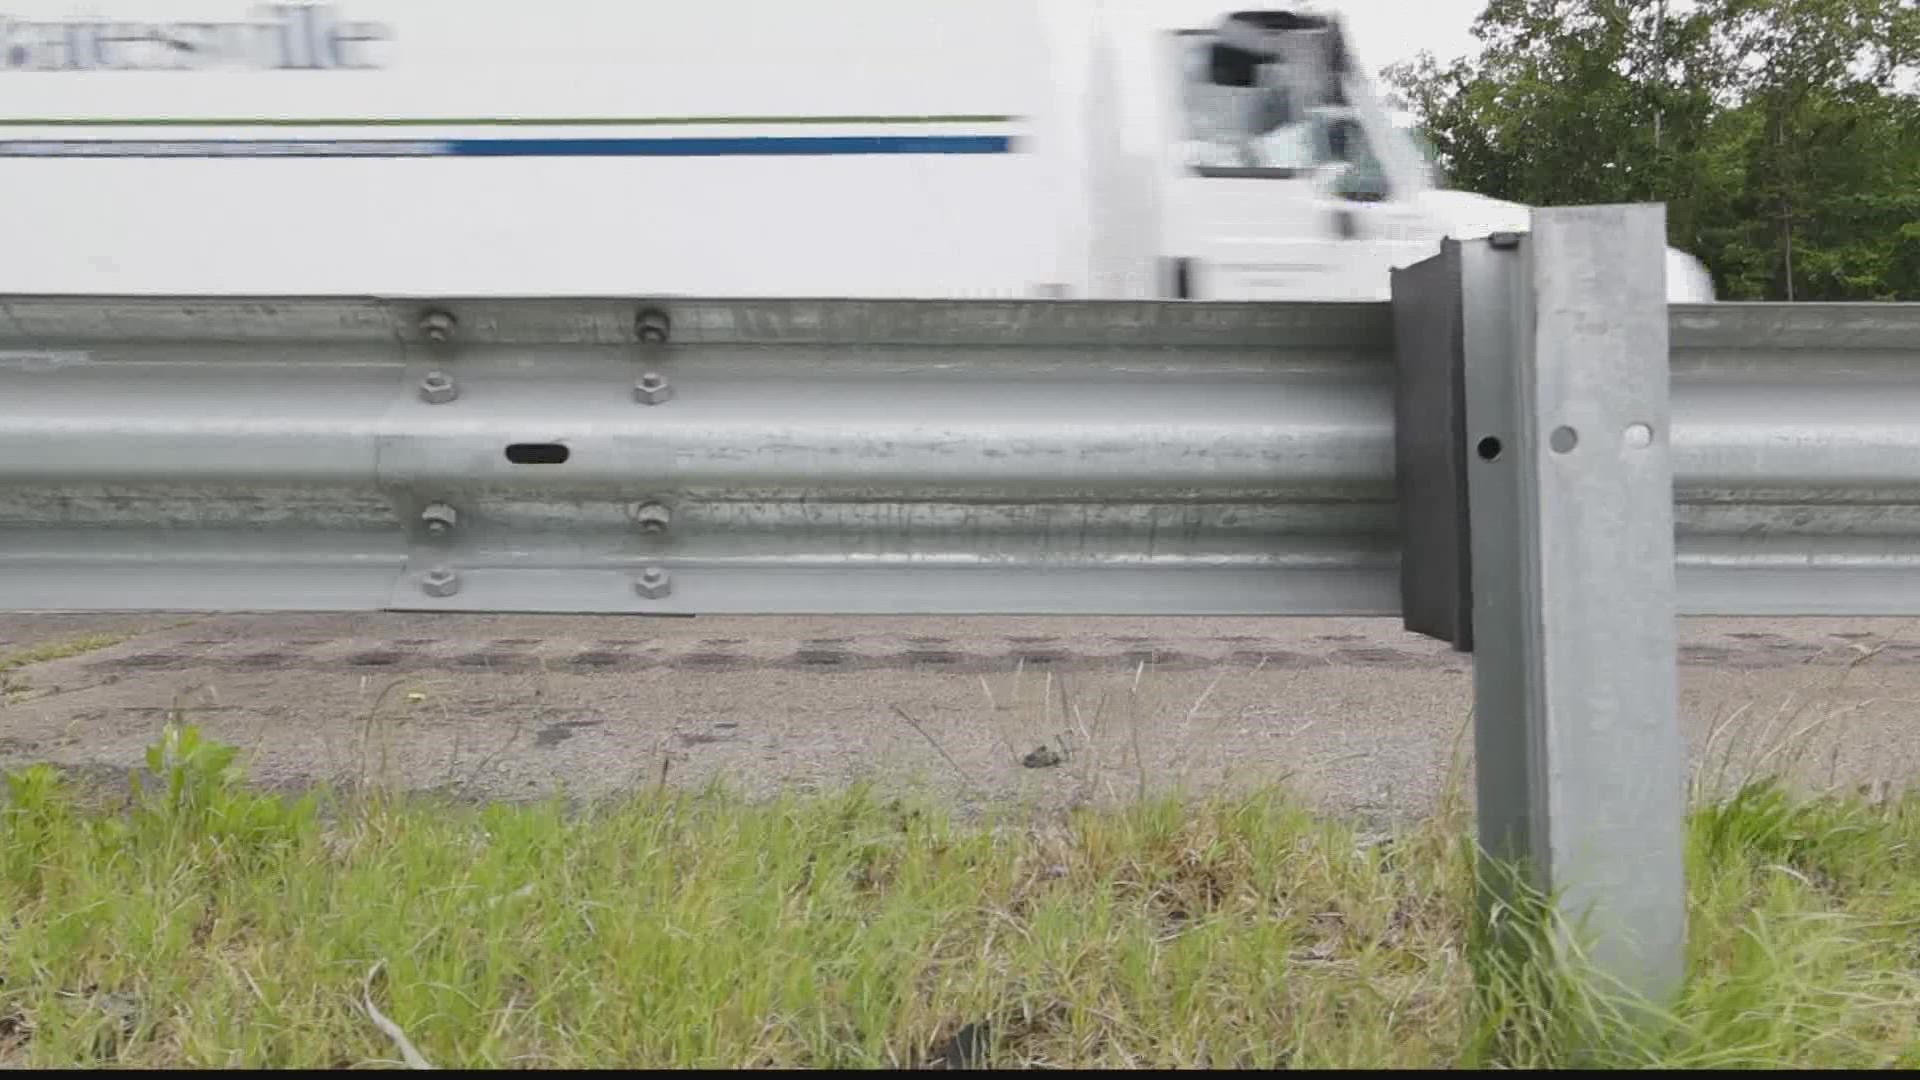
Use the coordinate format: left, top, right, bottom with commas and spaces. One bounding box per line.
1549, 426, 1579, 454
1476, 436, 1503, 462
504, 443, 570, 465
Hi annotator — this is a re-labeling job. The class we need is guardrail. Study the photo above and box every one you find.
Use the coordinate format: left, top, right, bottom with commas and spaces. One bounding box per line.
4, 204, 1917, 1014
0, 296, 1399, 614
2, 282, 1915, 616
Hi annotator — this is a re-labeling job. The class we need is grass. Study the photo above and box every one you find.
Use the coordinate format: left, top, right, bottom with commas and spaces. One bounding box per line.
0, 633, 128, 673
0, 632, 130, 698
2, 726, 1919, 1068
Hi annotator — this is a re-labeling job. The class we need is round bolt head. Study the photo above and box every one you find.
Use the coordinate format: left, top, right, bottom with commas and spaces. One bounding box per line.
421, 502, 458, 536
419, 309, 457, 342
634, 567, 672, 599
419, 370, 458, 404
636, 308, 671, 345
634, 372, 673, 405
421, 567, 461, 597
1488, 231, 1523, 251
633, 501, 672, 534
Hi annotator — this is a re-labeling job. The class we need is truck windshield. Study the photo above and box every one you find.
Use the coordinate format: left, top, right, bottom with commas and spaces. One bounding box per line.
1179, 30, 1388, 199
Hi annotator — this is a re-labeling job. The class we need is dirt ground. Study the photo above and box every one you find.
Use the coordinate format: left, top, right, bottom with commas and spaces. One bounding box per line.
5, 613, 1919, 822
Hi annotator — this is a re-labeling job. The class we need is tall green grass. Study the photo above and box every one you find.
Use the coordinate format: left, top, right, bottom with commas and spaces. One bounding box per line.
2, 725, 1917, 1068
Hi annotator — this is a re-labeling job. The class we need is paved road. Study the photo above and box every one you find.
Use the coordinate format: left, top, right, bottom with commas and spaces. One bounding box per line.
3, 613, 1918, 822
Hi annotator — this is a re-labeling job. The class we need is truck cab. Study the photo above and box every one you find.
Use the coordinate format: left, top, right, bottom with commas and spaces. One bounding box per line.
1151, 8, 1715, 302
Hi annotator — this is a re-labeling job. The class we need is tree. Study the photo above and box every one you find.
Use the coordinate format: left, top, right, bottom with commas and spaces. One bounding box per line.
1387, 0, 1920, 300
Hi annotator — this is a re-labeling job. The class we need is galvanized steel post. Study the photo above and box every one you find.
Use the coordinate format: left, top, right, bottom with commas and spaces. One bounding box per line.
1396, 205, 1686, 1004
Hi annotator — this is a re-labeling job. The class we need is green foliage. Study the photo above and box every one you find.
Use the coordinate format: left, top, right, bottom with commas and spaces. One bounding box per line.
139, 721, 241, 818
1387, 0, 1920, 300
133, 722, 314, 849
6, 729, 1920, 1067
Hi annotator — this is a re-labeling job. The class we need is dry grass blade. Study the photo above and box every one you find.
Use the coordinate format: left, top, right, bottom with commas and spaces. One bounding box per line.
362, 960, 435, 1070
1129, 658, 1149, 802
893, 704, 982, 794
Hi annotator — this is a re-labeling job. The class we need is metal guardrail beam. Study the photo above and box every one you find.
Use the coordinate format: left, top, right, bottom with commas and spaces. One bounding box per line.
0, 299, 1397, 613
3, 294, 1919, 615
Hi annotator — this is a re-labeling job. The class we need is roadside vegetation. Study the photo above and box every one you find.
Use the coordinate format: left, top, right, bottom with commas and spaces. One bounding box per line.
1389, 0, 1920, 303
3, 724, 1918, 1068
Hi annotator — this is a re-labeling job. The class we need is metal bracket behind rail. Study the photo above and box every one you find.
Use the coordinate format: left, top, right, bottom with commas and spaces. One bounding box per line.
1390, 239, 1474, 650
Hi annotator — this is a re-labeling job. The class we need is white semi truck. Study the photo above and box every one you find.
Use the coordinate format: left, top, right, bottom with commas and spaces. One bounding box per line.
0, 0, 1717, 300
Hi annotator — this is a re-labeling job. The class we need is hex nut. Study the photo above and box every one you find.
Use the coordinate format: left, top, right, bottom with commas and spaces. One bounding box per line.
419, 309, 457, 342
634, 372, 673, 405
1488, 231, 1523, 250
634, 567, 672, 599
421, 567, 461, 597
421, 502, 459, 536
419, 370, 459, 404
633, 501, 672, 534
636, 308, 671, 345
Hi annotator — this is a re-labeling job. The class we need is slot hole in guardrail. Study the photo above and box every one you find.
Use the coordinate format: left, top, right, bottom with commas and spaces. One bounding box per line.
505, 443, 570, 465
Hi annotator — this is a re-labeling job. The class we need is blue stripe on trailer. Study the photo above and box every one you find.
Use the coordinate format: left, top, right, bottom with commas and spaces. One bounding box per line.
0, 135, 1015, 158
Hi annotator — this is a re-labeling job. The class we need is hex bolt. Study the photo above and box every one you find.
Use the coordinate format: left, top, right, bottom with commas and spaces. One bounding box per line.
634, 501, 672, 534
421, 502, 458, 537
1489, 231, 1523, 251
634, 566, 672, 599
421, 567, 461, 597
634, 371, 673, 405
419, 309, 457, 343
636, 308, 671, 345
419, 370, 458, 404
